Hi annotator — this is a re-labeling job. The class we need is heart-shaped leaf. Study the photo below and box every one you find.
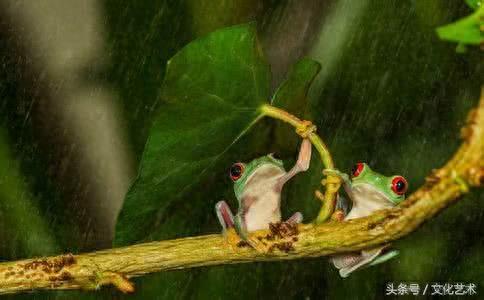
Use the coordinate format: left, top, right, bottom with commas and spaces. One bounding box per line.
114, 23, 271, 245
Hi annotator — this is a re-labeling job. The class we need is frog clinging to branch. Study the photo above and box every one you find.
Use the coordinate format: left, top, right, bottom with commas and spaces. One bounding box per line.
214, 112, 408, 277
215, 138, 312, 252
325, 163, 407, 277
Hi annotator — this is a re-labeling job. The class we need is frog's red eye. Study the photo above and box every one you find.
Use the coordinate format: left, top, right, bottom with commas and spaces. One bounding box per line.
391, 176, 408, 195
351, 163, 365, 178
230, 163, 244, 181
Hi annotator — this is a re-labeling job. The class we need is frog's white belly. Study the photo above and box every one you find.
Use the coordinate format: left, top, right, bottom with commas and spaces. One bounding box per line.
243, 183, 282, 231
237, 164, 285, 232
345, 184, 394, 220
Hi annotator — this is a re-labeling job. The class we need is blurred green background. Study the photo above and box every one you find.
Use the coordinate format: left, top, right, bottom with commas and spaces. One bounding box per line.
0, 0, 482, 299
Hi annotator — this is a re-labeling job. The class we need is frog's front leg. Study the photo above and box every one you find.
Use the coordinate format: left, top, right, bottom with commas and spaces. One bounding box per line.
295, 120, 317, 138
323, 168, 355, 200
215, 201, 242, 249
276, 139, 312, 189
323, 168, 351, 186
214, 202, 266, 252
286, 211, 303, 224
323, 169, 353, 221
335, 246, 399, 278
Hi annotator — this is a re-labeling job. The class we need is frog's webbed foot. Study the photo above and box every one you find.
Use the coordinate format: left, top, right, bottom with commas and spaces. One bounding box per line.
215, 201, 243, 250
295, 139, 311, 172
330, 209, 345, 221
246, 232, 272, 253
323, 168, 349, 182
215, 201, 234, 231
286, 212, 303, 224
276, 140, 312, 189
332, 251, 378, 278
331, 245, 398, 278
367, 249, 399, 267
296, 120, 317, 138
224, 228, 244, 251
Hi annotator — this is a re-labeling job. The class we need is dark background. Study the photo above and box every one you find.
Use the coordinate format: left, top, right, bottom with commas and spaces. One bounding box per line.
0, 0, 482, 299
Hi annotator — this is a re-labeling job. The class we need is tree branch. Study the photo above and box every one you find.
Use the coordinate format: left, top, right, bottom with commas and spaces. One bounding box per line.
0, 88, 482, 295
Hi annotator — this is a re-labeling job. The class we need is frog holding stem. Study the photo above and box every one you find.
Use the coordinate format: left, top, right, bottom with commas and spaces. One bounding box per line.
215, 138, 312, 252
325, 163, 408, 277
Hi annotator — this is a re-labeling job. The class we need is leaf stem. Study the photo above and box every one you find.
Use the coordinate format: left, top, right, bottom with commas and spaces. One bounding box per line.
260, 104, 340, 223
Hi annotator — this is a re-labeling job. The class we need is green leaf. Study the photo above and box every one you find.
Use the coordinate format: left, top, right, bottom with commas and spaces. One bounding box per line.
270, 58, 321, 155
105, 0, 193, 155
271, 58, 321, 110
114, 23, 271, 246
465, 0, 481, 10
0, 130, 58, 256
436, 6, 484, 46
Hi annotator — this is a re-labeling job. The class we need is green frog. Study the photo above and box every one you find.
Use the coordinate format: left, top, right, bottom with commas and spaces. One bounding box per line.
325, 163, 408, 277
215, 139, 312, 251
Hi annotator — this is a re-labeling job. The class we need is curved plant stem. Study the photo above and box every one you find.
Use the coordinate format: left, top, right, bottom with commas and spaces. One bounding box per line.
0, 89, 482, 295
260, 104, 340, 223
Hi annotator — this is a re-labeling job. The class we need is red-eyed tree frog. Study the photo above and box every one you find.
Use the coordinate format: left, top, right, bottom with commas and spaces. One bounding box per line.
325, 163, 408, 278
215, 139, 312, 251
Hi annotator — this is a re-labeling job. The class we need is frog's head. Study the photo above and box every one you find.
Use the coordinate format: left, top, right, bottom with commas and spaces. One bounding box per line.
229, 154, 285, 201
350, 162, 408, 204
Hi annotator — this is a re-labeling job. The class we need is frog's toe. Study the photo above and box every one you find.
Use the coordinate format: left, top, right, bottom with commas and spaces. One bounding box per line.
247, 236, 271, 253
323, 168, 342, 178
322, 168, 336, 174
287, 212, 303, 224
215, 200, 235, 231
330, 209, 345, 221
223, 228, 243, 251
296, 120, 317, 138
368, 250, 399, 267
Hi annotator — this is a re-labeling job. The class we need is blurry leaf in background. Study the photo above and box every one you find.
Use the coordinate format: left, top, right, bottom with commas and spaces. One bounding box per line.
0, 13, 75, 259
436, 4, 483, 52
1, 0, 135, 253
0, 130, 58, 257
104, 0, 193, 158
465, 0, 482, 10
114, 24, 271, 246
